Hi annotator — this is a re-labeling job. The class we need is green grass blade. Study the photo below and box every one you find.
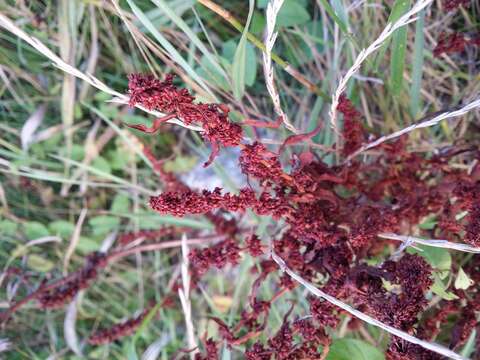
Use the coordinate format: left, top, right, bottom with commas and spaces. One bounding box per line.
390, 25, 408, 96
373, 0, 411, 71
410, 9, 425, 117
150, 0, 227, 80
232, 0, 255, 100
125, 0, 216, 99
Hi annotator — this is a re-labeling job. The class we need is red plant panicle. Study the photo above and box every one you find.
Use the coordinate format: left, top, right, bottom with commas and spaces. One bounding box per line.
127, 74, 242, 166
337, 95, 365, 156
244, 234, 265, 257
267, 322, 294, 359
118, 227, 176, 246
189, 239, 241, 275
386, 253, 433, 293
239, 142, 288, 186
309, 297, 340, 328
450, 307, 477, 348
205, 212, 239, 237
38, 252, 107, 309
387, 337, 441, 360
88, 308, 149, 345
443, 0, 470, 11
149, 187, 257, 217
245, 342, 271, 360
433, 33, 467, 57
465, 204, 480, 246
195, 338, 218, 360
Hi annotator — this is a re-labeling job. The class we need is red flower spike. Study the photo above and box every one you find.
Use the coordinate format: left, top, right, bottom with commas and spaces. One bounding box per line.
442, 0, 470, 11
88, 308, 150, 345
433, 33, 467, 57
127, 74, 242, 166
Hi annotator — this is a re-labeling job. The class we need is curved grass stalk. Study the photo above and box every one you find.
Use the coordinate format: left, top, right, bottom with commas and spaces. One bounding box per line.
345, 98, 480, 161
328, 0, 434, 133
379, 232, 480, 254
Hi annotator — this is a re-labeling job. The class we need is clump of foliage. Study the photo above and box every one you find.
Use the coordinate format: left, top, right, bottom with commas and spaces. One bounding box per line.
1, 0, 479, 359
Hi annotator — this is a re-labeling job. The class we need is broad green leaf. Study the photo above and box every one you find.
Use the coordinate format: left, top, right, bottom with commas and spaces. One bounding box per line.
24, 221, 49, 240
431, 273, 458, 301
257, 0, 310, 27
92, 156, 111, 175
454, 267, 473, 290
232, 0, 255, 99
49, 220, 75, 238
0, 219, 18, 236
327, 339, 384, 360
418, 214, 437, 230
111, 194, 130, 214
222, 41, 257, 86
276, 0, 310, 28
88, 216, 120, 236
27, 254, 55, 272
76, 236, 100, 253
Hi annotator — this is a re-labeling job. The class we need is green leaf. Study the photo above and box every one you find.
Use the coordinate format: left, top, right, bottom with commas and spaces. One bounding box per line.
222, 41, 257, 86
88, 216, 120, 236
49, 220, 75, 238
0, 219, 18, 236
460, 329, 476, 357
390, 24, 408, 95
408, 244, 451, 277
418, 215, 437, 230
27, 254, 55, 272
76, 236, 100, 253
92, 156, 111, 175
373, 0, 411, 71
410, 9, 425, 117
431, 273, 458, 301
151, 0, 226, 79
327, 339, 384, 360
111, 194, 130, 214
276, 0, 310, 28
24, 221, 49, 240
163, 155, 198, 173
454, 267, 473, 290
232, 0, 255, 100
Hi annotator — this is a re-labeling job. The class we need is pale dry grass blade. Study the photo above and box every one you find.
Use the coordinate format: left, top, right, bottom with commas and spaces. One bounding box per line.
0, 12, 203, 132
379, 232, 480, 254
63, 208, 88, 274
263, 0, 298, 133
178, 234, 198, 358
64, 294, 83, 357
328, 0, 433, 133
271, 251, 467, 360
21, 104, 46, 151
345, 97, 480, 161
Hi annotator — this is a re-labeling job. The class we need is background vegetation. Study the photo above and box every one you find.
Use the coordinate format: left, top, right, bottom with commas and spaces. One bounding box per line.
0, 0, 478, 359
